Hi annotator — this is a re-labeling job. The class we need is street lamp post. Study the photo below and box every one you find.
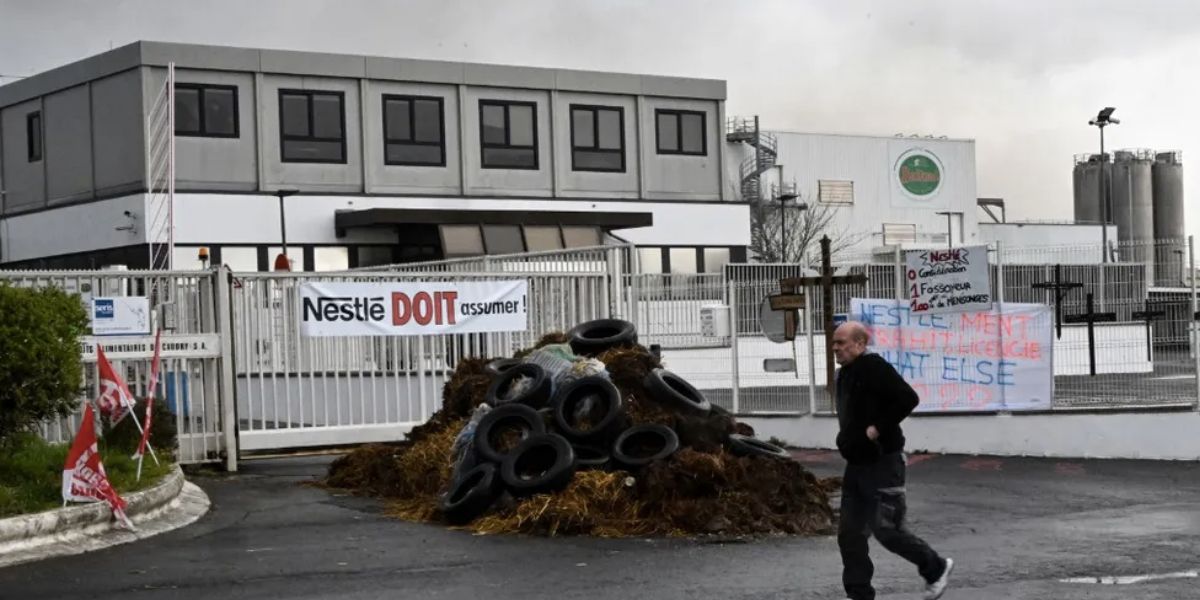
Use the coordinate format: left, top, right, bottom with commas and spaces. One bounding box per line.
1089, 107, 1119, 264
275, 188, 299, 271
778, 191, 807, 263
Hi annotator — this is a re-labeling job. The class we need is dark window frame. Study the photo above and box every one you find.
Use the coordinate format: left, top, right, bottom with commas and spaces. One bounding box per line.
569, 104, 626, 173
478, 99, 539, 170
382, 94, 447, 167
174, 83, 240, 138
278, 89, 347, 164
655, 108, 707, 156
26, 111, 42, 162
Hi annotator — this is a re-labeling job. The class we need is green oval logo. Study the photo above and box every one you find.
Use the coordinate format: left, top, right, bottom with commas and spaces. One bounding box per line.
898, 152, 942, 196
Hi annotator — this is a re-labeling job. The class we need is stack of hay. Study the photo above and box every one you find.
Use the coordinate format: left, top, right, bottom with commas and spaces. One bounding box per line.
326, 319, 837, 537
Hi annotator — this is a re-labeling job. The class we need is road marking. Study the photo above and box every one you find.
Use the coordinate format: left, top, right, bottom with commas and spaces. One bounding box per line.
961, 458, 1003, 472
907, 454, 936, 466
1055, 462, 1086, 476
1061, 570, 1199, 585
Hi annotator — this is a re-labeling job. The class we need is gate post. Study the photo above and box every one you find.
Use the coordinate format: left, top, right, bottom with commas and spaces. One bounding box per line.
215, 268, 240, 471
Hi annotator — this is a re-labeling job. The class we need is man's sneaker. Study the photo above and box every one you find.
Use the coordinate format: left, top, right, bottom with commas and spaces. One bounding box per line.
924, 557, 954, 599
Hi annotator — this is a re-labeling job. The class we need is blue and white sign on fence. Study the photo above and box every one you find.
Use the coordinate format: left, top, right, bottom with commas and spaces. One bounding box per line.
91, 297, 151, 336
851, 298, 1053, 412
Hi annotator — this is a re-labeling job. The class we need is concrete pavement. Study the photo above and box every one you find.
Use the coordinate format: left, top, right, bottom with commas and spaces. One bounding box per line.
1, 451, 1198, 599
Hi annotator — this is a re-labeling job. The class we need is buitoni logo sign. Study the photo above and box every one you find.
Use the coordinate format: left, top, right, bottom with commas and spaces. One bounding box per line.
896, 149, 943, 197
298, 281, 528, 337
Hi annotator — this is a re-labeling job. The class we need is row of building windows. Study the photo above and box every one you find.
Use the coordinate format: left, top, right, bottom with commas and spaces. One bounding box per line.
18, 86, 707, 171
19, 87, 708, 168
168, 243, 732, 274
174, 85, 706, 169
638, 246, 732, 274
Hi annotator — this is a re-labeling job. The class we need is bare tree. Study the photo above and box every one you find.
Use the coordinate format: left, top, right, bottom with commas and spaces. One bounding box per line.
748, 192, 865, 264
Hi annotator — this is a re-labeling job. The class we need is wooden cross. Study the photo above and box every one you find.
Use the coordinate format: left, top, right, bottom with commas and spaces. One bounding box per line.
1064, 292, 1117, 377
1131, 301, 1168, 362
1031, 264, 1084, 339
778, 235, 867, 400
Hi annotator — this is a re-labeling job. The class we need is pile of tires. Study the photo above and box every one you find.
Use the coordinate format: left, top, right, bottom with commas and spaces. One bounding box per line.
438, 317, 790, 525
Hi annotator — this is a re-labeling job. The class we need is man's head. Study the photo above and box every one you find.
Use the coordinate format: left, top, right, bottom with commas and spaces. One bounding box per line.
832, 321, 870, 365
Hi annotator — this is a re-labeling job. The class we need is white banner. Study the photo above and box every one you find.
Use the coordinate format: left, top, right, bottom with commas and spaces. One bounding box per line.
904, 245, 991, 315
91, 297, 151, 336
299, 281, 528, 337
851, 298, 1053, 412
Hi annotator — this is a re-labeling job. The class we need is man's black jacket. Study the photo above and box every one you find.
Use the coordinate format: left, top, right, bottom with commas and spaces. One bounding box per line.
835, 353, 920, 465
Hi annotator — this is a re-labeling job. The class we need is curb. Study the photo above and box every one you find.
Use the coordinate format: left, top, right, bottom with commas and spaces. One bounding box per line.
0, 465, 210, 568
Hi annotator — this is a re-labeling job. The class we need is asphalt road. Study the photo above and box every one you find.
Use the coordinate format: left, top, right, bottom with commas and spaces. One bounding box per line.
3, 451, 1199, 600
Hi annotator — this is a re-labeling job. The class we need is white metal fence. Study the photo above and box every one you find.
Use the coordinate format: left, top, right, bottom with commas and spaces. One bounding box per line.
7, 236, 1198, 464
1, 269, 232, 466
228, 270, 612, 452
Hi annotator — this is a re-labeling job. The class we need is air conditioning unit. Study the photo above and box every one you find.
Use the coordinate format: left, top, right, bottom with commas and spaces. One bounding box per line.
699, 304, 730, 338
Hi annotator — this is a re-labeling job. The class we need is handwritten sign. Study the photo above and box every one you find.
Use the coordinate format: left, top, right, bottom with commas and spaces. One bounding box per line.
905, 245, 991, 314
852, 298, 1053, 412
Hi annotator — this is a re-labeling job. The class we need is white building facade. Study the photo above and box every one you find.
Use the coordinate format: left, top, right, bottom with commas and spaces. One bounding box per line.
0, 42, 749, 272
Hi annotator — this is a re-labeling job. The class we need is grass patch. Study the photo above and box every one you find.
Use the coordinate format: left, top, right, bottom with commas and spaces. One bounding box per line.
0, 433, 174, 519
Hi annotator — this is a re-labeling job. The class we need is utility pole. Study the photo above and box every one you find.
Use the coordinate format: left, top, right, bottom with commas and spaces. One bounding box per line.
1089, 107, 1119, 264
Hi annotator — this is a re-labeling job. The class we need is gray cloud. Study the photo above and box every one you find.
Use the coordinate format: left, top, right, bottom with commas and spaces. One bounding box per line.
1, 0, 1196, 240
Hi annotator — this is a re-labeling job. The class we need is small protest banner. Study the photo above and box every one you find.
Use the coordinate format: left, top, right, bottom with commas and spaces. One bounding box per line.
852, 298, 1053, 412
905, 245, 991, 315
96, 345, 136, 424
62, 404, 134, 529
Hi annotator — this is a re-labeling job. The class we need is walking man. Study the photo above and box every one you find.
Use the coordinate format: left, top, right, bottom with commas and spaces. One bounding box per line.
831, 321, 953, 600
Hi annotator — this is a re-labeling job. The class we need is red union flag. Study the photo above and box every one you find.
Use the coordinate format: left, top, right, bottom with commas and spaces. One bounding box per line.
134, 330, 162, 462
62, 404, 134, 529
96, 345, 135, 424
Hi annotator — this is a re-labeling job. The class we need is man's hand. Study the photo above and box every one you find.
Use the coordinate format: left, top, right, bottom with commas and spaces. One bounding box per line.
866, 425, 879, 441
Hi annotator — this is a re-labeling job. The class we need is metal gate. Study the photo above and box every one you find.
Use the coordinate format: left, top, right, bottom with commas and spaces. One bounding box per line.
2, 269, 234, 468
228, 270, 611, 453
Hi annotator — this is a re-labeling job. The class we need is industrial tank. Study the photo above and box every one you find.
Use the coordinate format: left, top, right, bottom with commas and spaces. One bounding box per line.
1153, 151, 1186, 286
1072, 153, 1107, 225
1112, 149, 1156, 283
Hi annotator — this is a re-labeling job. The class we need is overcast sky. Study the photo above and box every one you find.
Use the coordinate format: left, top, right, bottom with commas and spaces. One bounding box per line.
2, 0, 1197, 243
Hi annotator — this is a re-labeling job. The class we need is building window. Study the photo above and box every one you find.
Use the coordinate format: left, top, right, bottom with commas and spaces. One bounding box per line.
279, 90, 346, 163
819, 180, 854, 205
703, 248, 730, 273
175, 84, 238, 138
570, 105, 624, 172
219, 246, 259, 272
313, 247, 349, 271
562, 226, 602, 248
356, 246, 395, 268
479, 100, 538, 169
383, 95, 445, 166
26, 111, 41, 162
655, 109, 706, 156
668, 247, 699, 274
638, 247, 664, 274
440, 225, 485, 258
523, 226, 563, 251
483, 225, 525, 254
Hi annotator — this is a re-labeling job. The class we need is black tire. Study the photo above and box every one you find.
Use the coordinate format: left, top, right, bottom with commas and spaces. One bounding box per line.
501, 433, 577, 496
728, 433, 790, 459
571, 443, 611, 470
567, 318, 638, 356
485, 363, 552, 408
611, 424, 680, 469
439, 463, 504, 525
552, 376, 625, 444
644, 368, 711, 415
474, 404, 546, 464
485, 358, 522, 377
